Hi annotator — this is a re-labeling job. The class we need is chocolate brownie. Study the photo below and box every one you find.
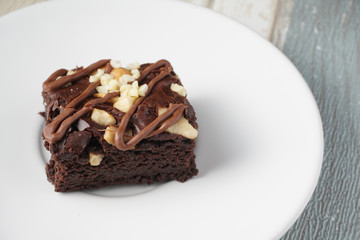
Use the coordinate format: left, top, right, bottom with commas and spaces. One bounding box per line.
41, 59, 198, 192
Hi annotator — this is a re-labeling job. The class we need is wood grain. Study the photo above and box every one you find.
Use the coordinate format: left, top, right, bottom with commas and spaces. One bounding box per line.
1, 0, 285, 40
0, 0, 45, 17
183, 0, 280, 39
279, 0, 360, 239
269, 0, 294, 49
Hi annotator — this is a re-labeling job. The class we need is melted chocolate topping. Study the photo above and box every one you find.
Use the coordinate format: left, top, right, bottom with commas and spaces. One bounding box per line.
43, 59, 110, 92
104, 62, 113, 74
114, 60, 185, 150
42, 59, 187, 151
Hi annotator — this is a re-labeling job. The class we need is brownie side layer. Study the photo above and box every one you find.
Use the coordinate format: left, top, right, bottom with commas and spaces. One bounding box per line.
46, 133, 197, 192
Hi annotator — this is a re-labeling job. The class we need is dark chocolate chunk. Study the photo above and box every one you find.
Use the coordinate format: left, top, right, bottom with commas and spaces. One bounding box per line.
63, 131, 92, 155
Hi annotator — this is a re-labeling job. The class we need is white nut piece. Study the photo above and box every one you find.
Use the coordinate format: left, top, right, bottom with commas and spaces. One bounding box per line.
158, 108, 167, 115
138, 84, 148, 96
131, 69, 141, 79
96, 86, 108, 94
104, 126, 118, 145
106, 79, 120, 91
95, 68, 105, 76
170, 83, 187, 97
89, 153, 104, 166
128, 87, 139, 98
89, 69, 105, 83
89, 75, 97, 83
91, 108, 116, 126
113, 96, 136, 113
100, 73, 114, 86
93, 93, 105, 98
120, 74, 135, 84
127, 62, 140, 70
120, 84, 132, 95
66, 70, 75, 75
131, 80, 139, 88
109, 96, 120, 103
158, 108, 198, 139
110, 60, 122, 69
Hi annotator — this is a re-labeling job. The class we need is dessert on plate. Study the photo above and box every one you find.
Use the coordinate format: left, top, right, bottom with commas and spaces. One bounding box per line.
41, 59, 198, 192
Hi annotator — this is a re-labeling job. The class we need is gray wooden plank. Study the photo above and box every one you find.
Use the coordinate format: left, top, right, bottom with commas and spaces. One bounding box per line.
183, 0, 280, 39
279, 0, 360, 239
1, 0, 281, 40
269, 0, 294, 49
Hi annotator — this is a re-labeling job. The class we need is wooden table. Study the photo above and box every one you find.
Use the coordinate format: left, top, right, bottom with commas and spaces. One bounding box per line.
1, 0, 359, 239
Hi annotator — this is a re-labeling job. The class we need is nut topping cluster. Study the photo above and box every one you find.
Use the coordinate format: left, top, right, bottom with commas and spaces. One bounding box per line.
88, 60, 198, 149
88, 61, 148, 114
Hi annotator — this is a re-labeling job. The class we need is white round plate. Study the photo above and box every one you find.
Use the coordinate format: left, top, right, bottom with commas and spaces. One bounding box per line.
0, 0, 323, 239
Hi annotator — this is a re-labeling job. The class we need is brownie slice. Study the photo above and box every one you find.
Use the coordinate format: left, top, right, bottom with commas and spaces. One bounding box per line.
42, 59, 198, 192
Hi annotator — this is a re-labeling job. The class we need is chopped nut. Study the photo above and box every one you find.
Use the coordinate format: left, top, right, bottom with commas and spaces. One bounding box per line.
131, 80, 139, 88
93, 93, 119, 103
106, 79, 120, 91
94, 93, 120, 102
110, 60, 122, 69
113, 96, 136, 113
138, 84, 148, 96
120, 84, 131, 94
110, 67, 131, 80
89, 153, 104, 166
127, 62, 140, 70
91, 108, 116, 126
158, 108, 167, 115
66, 70, 75, 75
167, 117, 198, 139
92, 68, 105, 76
158, 108, 198, 139
96, 86, 108, 94
131, 69, 141, 79
89, 69, 105, 82
124, 129, 133, 143
100, 73, 114, 86
108, 96, 120, 103
128, 87, 139, 98
93, 93, 105, 98
170, 83, 187, 97
120, 74, 135, 84
89, 75, 97, 83
104, 126, 118, 145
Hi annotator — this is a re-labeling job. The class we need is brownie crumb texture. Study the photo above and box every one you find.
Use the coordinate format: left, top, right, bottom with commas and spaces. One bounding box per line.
41, 59, 198, 192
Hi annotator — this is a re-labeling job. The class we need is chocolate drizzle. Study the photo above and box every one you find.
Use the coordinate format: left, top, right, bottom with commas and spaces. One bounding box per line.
43, 82, 118, 143
104, 62, 113, 74
43, 59, 110, 92
114, 60, 185, 150
42, 59, 187, 151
